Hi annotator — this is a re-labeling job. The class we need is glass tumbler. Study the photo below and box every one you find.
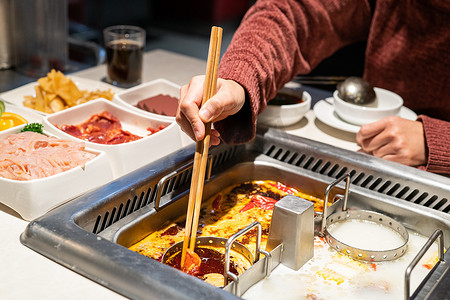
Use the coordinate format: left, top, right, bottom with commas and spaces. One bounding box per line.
103, 25, 146, 88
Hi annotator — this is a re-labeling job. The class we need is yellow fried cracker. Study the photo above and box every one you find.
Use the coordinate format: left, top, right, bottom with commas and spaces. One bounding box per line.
49, 96, 65, 112
34, 86, 45, 112
23, 96, 35, 109
52, 71, 83, 106
23, 69, 115, 113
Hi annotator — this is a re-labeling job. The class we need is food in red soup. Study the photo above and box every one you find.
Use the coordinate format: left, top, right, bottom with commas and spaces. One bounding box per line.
58, 111, 162, 145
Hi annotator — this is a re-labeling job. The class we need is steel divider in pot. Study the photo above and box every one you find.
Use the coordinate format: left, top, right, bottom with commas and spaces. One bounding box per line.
224, 221, 272, 295
405, 229, 445, 300
320, 173, 409, 262
162, 236, 254, 284
162, 221, 270, 292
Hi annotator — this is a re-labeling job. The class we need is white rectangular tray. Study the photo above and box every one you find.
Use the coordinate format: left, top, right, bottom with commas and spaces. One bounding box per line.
43, 98, 190, 178
0, 124, 113, 221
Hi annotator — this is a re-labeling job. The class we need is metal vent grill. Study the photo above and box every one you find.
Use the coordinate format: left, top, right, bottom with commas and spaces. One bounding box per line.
93, 186, 155, 234
263, 144, 450, 213
91, 145, 240, 234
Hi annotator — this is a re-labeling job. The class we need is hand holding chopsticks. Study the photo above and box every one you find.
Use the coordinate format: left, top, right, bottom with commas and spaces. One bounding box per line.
181, 26, 223, 271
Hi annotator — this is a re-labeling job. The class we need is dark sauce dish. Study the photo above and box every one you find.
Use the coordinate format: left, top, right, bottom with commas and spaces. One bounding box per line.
259, 81, 311, 127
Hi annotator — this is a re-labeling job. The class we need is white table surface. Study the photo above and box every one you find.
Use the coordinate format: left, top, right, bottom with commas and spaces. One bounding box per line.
0, 49, 359, 299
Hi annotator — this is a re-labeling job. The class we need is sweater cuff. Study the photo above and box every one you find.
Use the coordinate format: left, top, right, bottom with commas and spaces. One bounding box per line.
417, 115, 450, 174
214, 58, 262, 145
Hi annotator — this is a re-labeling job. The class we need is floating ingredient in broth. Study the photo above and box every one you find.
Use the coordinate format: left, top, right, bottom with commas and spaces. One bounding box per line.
165, 247, 240, 282
135, 94, 179, 116
129, 180, 324, 269
243, 233, 437, 300
22, 69, 114, 113
0, 131, 97, 181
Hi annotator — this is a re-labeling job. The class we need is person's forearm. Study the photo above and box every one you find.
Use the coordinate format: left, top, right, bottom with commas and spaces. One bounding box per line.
216, 0, 372, 144
417, 115, 450, 174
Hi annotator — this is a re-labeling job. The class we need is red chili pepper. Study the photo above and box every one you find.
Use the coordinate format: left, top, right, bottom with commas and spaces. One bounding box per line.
251, 194, 278, 210
318, 236, 327, 243
371, 263, 377, 271
269, 182, 297, 195
240, 201, 255, 212
212, 195, 222, 210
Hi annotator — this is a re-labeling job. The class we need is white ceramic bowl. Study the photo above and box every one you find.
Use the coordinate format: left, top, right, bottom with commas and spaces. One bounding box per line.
0, 123, 113, 220
43, 99, 186, 178
258, 86, 311, 128
113, 78, 180, 122
333, 87, 403, 125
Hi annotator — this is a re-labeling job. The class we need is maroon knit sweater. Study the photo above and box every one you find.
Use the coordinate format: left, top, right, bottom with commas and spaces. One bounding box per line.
216, 0, 450, 174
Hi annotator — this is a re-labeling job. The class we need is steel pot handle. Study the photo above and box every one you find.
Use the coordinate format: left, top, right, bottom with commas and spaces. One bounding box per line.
154, 156, 213, 210
404, 229, 445, 300
320, 173, 351, 235
224, 221, 271, 295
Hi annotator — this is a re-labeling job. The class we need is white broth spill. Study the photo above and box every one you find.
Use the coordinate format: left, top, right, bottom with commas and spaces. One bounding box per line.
243, 231, 438, 300
327, 219, 405, 250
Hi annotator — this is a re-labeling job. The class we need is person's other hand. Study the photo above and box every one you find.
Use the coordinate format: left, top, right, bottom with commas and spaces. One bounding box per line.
356, 116, 427, 167
176, 75, 245, 145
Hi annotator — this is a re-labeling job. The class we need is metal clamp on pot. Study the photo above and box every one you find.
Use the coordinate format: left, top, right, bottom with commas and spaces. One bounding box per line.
320, 173, 409, 262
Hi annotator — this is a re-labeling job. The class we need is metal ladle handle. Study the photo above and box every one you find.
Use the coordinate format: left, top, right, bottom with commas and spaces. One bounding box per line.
320, 173, 351, 235
224, 221, 271, 295
404, 229, 445, 300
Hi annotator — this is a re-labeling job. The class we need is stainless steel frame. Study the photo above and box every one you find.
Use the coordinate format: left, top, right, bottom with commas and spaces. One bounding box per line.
21, 127, 450, 299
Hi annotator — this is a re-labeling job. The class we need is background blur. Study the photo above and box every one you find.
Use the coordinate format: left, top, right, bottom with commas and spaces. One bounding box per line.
0, 0, 366, 92
68, 0, 366, 91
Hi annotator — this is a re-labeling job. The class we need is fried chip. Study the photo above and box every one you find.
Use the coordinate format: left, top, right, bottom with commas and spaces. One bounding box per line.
23, 69, 114, 113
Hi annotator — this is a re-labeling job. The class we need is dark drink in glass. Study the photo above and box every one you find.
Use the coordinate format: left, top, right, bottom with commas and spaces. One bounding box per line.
103, 25, 146, 87
106, 39, 143, 87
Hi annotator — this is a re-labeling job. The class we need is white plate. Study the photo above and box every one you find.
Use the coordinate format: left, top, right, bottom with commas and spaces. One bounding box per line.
3, 102, 43, 124
0, 76, 122, 115
313, 98, 418, 133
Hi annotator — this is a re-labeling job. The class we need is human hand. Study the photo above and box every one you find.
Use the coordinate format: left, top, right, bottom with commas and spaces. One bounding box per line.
356, 116, 427, 167
176, 75, 246, 145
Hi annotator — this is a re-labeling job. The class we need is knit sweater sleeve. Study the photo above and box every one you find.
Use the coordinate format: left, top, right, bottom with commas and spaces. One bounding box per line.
215, 0, 372, 144
417, 115, 450, 174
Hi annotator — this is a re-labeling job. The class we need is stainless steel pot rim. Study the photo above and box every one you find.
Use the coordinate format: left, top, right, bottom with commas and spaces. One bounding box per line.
324, 209, 409, 262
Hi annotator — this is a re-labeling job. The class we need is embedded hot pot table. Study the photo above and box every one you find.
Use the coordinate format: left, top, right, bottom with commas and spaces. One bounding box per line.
1, 50, 448, 300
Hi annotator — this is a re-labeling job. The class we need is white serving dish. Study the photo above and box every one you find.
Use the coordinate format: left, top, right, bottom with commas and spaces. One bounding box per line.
113, 78, 180, 122
0, 124, 113, 221
333, 87, 403, 125
0, 76, 122, 115
43, 98, 186, 178
258, 82, 311, 128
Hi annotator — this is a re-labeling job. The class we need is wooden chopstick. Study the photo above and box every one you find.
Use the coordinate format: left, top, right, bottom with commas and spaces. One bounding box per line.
181, 26, 223, 268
